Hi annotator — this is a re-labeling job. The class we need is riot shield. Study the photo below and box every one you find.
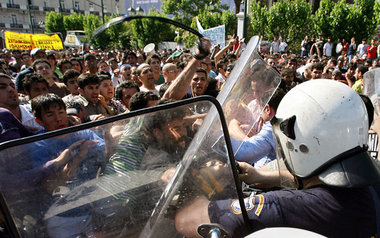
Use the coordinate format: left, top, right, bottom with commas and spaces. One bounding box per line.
363, 68, 380, 115
0, 36, 281, 238
217, 36, 281, 165
0, 97, 243, 238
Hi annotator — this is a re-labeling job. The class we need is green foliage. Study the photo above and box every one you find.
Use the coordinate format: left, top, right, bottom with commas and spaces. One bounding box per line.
83, 14, 108, 49
162, 0, 228, 26
129, 9, 176, 49
249, 1, 269, 37
63, 13, 84, 31
251, 0, 312, 51
181, 9, 236, 48
45, 12, 66, 40
375, 1, 380, 26
249, 0, 377, 52
313, 0, 335, 37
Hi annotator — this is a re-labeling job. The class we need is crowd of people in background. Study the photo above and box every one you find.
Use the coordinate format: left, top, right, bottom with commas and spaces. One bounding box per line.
0, 32, 379, 237
0, 33, 378, 140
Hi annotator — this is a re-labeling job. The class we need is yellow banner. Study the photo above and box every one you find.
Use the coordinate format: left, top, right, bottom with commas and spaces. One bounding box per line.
4, 31, 63, 50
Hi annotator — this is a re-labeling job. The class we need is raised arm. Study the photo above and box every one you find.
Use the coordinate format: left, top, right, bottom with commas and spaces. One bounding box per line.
162, 38, 211, 100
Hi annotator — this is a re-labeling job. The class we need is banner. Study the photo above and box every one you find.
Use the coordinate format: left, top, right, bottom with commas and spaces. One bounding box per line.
4, 31, 63, 50
196, 18, 225, 48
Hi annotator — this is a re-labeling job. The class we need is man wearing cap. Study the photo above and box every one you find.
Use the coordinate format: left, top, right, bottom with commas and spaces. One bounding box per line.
15, 48, 47, 93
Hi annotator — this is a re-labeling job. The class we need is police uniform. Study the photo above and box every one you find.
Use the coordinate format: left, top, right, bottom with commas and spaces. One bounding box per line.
208, 185, 376, 238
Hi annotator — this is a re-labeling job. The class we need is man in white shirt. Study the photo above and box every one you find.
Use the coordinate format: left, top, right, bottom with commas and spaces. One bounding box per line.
323, 37, 334, 57
0, 73, 44, 132
357, 39, 369, 58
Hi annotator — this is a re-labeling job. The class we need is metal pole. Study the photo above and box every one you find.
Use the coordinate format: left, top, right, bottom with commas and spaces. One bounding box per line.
101, 0, 104, 23
27, 0, 34, 34
243, 0, 248, 39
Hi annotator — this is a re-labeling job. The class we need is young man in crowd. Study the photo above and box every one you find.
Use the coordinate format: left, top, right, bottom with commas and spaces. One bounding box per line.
147, 54, 164, 85
32, 59, 69, 98
137, 63, 160, 96
115, 80, 140, 111
0, 73, 44, 132
98, 74, 125, 116
75, 73, 109, 119
62, 69, 81, 102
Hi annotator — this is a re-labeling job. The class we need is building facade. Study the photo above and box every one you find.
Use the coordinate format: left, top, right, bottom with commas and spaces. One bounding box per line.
0, 0, 124, 34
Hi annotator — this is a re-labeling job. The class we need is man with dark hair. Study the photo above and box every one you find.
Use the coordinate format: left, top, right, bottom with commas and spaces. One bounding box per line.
310, 62, 324, 79
23, 73, 49, 100
30, 93, 107, 236
32, 59, 69, 98
0, 73, 44, 131
15, 49, 47, 92
98, 74, 125, 116
83, 53, 98, 75
115, 80, 140, 111
137, 63, 160, 96
125, 51, 137, 67
75, 73, 108, 119
191, 68, 209, 97
57, 59, 72, 76
352, 65, 369, 93
147, 54, 164, 85
129, 91, 159, 111
70, 57, 83, 73
62, 69, 81, 102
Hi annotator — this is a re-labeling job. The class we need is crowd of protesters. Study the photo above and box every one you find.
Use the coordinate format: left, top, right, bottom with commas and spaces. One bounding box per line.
0, 34, 379, 236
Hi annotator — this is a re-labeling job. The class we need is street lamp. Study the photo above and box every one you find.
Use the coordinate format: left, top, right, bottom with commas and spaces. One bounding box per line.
136, 6, 144, 15
128, 7, 136, 15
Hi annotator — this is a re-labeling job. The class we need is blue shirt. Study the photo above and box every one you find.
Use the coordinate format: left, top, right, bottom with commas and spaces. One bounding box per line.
28, 129, 105, 186
231, 122, 276, 168
209, 186, 376, 237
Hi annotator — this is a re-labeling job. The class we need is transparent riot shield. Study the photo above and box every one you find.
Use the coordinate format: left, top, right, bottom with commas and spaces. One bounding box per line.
0, 97, 246, 238
217, 36, 281, 166
363, 68, 380, 115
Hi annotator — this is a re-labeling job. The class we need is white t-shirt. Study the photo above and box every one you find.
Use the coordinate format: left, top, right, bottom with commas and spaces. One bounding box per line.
323, 42, 333, 57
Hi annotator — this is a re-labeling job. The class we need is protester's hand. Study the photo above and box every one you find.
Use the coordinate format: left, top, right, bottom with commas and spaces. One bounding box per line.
99, 95, 106, 107
238, 162, 262, 185
195, 37, 212, 58
161, 167, 176, 184
67, 115, 81, 126
53, 139, 86, 168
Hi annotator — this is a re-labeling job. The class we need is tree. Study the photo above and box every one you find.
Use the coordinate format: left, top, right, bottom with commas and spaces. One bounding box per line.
181, 8, 237, 48
129, 9, 176, 49
249, 1, 269, 37
266, 0, 313, 49
83, 14, 109, 49
63, 13, 84, 31
45, 12, 66, 40
313, 0, 335, 37
161, 0, 228, 26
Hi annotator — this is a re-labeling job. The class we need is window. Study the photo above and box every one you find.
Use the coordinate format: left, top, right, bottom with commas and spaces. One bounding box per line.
31, 16, 36, 25
60, 0, 65, 9
8, 0, 14, 5
89, 3, 94, 11
11, 15, 17, 24
74, 1, 79, 10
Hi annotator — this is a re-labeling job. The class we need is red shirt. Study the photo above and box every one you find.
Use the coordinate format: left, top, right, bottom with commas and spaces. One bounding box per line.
367, 45, 378, 59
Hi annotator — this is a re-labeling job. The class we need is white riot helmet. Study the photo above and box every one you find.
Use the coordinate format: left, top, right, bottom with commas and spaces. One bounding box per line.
273, 79, 380, 188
